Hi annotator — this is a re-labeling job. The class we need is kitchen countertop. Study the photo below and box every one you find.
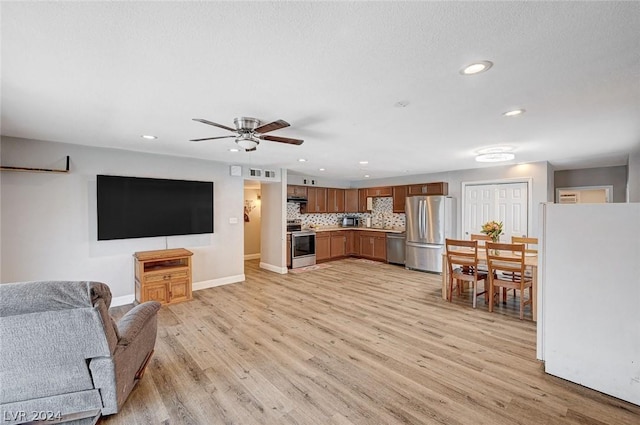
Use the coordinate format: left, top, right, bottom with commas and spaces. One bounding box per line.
310, 226, 405, 234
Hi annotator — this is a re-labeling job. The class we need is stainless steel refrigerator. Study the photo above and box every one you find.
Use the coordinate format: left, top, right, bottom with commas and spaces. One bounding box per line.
405, 196, 455, 273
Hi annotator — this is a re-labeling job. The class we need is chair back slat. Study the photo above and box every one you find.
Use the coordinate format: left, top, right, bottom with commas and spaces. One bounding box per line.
511, 236, 538, 254
445, 239, 479, 271
485, 242, 526, 275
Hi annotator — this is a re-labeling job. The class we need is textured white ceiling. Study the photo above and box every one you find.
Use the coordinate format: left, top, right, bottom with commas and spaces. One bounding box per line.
2, 1, 639, 180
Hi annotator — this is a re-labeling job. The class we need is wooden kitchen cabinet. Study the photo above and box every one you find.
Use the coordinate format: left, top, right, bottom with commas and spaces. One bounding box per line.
357, 232, 387, 262
358, 189, 369, 212
287, 185, 308, 198
315, 232, 331, 262
366, 186, 393, 197
327, 188, 345, 213
407, 182, 448, 196
344, 189, 359, 213
392, 185, 407, 213
345, 231, 356, 255
329, 231, 347, 258
134, 248, 193, 305
306, 187, 327, 213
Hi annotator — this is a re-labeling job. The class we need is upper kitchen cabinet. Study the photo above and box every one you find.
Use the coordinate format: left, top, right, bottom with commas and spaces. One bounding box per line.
344, 189, 359, 213
358, 189, 369, 212
407, 182, 448, 196
366, 187, 393, 197
392, 185, 407, 213
327, 188, 345, 213
287, 185, 308, 198
306, 187, 327, 213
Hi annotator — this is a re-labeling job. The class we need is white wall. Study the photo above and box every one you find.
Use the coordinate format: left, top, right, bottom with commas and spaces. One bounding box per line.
350, 161, 550, 237
539, 203, 640, 405
287, 173, 351, 189
628, 149, 640, 202
259, 177, 286, 274
1, 136, 246, 302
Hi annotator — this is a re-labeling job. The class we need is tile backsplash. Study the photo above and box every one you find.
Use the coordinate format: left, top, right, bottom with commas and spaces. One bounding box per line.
287, 197, 405, 229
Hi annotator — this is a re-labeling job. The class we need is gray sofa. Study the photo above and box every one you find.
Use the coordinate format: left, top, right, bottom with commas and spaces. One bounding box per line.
0, 281, 160, 424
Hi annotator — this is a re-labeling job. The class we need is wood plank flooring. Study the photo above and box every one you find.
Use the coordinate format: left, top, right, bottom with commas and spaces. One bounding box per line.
102, 259, 640, 424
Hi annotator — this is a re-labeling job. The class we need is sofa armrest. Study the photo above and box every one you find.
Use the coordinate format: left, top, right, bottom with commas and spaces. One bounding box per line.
116, 301, 160, 346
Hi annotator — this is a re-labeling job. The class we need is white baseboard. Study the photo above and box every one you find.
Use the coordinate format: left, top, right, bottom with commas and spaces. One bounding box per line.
259, 262, 288, 274
193, 274, 245, 291
244, 253, 261, 260
111, 294, 135, 307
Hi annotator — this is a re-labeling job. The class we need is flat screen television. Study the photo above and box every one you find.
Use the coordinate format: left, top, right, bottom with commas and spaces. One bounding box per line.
97, 175, 214, 240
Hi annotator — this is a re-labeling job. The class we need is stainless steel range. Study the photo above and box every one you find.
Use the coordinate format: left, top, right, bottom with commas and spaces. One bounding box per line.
287, 219, 316, 268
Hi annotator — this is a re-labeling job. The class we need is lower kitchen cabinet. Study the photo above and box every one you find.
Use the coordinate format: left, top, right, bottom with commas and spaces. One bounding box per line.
330, 231, 347, 258
316, 232, 331, 262
357, 232, 387, 262
345, 231, 357, 255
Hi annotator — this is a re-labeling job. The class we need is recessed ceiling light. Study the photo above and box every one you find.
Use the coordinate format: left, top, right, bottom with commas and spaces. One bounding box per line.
141, 135, 157, 140
460, 60, 493, 75
298, 158, 307, 162
364, 174, 370, 178
359, 161, 369, 165
503, 109, 526, 117
319, 168, 325, 171
228, 148, 239, 152
475, 153, 515, 162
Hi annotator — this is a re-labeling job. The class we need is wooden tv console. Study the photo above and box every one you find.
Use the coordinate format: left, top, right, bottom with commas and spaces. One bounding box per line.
134, 248, 193, 305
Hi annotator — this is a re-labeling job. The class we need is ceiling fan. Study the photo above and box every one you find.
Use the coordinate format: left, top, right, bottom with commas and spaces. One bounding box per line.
190, 117, 304, 152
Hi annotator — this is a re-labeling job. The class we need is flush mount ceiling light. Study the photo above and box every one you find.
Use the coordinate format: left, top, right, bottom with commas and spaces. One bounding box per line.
141, 135, 157, 140
475, 146, 515, 162
475, 152, 515, 162
503, 109, 526, 117
235, 135, 258, 151
460, 60, 493, 75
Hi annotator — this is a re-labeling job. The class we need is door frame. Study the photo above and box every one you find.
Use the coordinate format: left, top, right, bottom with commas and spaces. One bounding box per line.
461, 177, 534, 239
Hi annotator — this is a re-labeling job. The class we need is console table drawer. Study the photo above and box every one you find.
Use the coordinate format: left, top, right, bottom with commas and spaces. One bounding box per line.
144, 269, 189, 283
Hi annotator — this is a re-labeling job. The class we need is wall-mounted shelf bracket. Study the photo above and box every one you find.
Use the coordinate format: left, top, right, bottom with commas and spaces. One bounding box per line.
0, 156, 70, 173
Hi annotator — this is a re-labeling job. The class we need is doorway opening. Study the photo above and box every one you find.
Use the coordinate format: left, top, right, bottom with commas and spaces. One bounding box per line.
243, 180, 262, 260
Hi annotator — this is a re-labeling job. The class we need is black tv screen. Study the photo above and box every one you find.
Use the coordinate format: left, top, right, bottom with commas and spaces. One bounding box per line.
97, 175, 214, 240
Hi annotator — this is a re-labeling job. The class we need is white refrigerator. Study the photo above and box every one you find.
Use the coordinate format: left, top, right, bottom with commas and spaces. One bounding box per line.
538, 202, 640, 406
405, 196, 455, 273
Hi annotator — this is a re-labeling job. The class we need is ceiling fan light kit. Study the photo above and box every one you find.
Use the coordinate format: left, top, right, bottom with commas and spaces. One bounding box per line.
191, 116, 304, 152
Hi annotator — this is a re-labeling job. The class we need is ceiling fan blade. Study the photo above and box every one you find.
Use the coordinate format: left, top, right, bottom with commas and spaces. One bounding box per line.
190, 135, 236, 142
254, 119, 290, 134
245, 147, 257, 152
192, 118, 236, 132
259, 135, 304, 145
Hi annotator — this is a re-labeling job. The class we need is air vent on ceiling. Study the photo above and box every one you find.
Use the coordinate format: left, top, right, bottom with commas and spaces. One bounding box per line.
264, 170, 276, 178
249, 168, 262, 177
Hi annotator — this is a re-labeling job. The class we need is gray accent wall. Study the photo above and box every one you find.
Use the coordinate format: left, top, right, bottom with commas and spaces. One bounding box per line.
554, 166, 628, 203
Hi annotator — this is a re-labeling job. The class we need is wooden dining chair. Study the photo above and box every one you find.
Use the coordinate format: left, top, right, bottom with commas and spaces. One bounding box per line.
485, 242, 532, 320
511, 236, 538, 254
445, 239, 488, 309
470, 234, 492, 245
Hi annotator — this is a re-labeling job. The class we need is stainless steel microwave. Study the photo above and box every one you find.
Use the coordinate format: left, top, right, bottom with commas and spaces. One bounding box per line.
341, 216, 360, 227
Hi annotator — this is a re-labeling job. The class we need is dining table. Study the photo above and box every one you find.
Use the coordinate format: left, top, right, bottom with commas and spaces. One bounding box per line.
441, 248, 539, 321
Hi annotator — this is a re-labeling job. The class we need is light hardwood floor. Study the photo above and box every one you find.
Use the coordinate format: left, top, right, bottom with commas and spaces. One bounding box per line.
102, 259, 640, 424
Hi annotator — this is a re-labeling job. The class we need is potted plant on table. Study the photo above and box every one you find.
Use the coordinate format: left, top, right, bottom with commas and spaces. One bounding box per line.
481, 220, 503, 243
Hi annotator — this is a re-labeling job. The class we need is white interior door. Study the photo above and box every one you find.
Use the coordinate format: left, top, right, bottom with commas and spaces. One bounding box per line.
464, 182, 529, 242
